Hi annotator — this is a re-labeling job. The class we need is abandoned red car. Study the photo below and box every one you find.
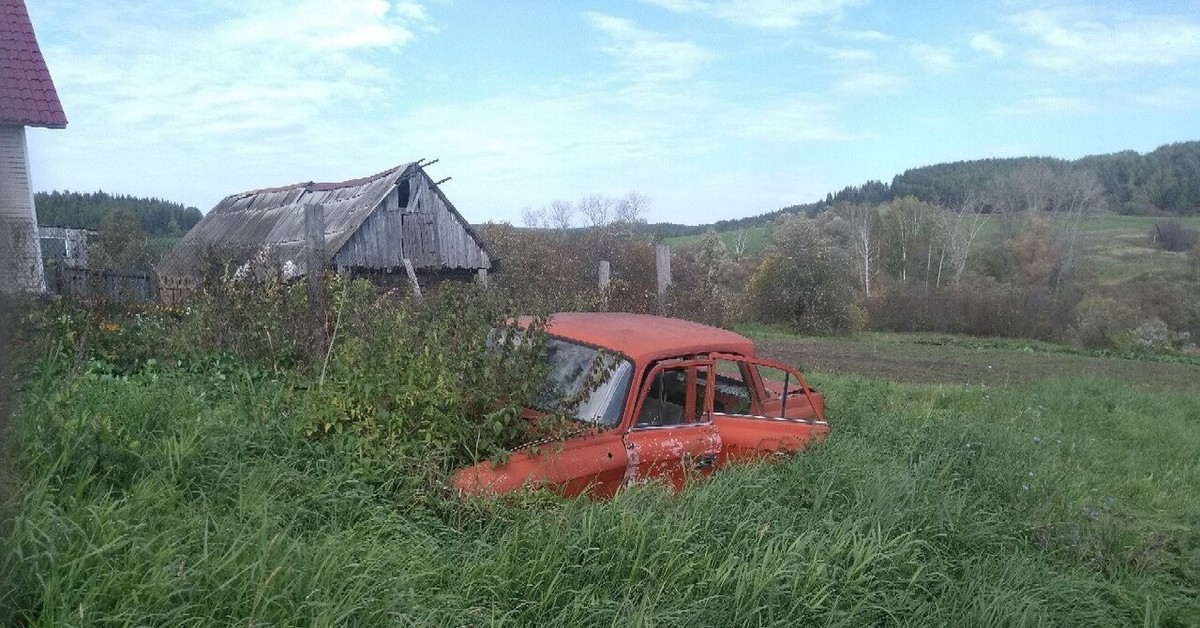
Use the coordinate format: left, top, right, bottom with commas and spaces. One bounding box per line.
452, 312, 827, 498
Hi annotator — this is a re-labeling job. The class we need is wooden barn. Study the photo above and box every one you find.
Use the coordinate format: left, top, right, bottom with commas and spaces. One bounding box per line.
0, 0, 68, 293
158, 162, 493, 290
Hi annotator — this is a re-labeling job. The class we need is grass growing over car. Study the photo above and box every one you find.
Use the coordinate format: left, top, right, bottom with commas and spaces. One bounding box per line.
3, 297, 1198, 625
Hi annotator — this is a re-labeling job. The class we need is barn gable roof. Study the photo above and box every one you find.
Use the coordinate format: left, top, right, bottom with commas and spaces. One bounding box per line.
158, 162, 491, 282
0, 0, 67, 128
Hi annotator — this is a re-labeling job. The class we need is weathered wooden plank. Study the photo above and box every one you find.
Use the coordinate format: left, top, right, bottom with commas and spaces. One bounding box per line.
403, 258, 422, 301
656, 243, 671, 314
163, 164, 493, 281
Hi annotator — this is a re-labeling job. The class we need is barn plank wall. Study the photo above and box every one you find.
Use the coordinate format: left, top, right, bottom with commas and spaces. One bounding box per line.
163, 163, 492, 284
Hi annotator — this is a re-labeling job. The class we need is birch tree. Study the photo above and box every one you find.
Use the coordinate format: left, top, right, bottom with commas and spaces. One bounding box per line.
935, 194, 988, 287
1049, 169, 1104, 294
882, 196, 934, 283
847, 204, 879, 296
731, 228, 750, 258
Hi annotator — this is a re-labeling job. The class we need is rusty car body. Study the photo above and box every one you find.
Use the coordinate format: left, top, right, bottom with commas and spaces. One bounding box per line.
451, 312, 827, 497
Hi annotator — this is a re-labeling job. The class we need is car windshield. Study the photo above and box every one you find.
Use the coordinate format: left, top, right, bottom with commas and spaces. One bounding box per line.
531, 337, 633, 428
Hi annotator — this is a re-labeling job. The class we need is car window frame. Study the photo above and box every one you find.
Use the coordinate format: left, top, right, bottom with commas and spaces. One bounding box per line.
626, 358, 716, 432
708, 352, 826, 423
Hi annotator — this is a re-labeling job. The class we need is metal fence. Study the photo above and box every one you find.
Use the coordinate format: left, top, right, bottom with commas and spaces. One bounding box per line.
44, 264, 158, 303
0, 216, 46, 293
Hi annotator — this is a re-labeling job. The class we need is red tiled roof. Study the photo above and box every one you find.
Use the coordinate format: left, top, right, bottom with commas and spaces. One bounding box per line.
0, 0, 66, 128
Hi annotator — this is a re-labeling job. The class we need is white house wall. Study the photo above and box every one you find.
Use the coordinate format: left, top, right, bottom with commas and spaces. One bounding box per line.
0, 124, 45, 292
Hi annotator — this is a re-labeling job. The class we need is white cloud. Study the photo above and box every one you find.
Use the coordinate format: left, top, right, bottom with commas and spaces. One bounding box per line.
730, 100, 864, 143
43, 0, 429, 142
969, 33, 1006, 59
1131, 86, 1200, 110
990, 95, 1089, 117
222, 0, 422, 51
831, 28, 892, 42
639, 0, 866, 30
907, 43, 956, 73
809, 44, 875, 63
588, 13, 715, 82
1010, 8, 1200, 72
832, 72, 907, 93
26, 0, 433, 208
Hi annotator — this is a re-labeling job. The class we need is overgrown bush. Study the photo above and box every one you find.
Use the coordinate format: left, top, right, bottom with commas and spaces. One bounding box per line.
868, 274, 1079, 341
748, 215, 862, 334
1120, 318, 1190, 354
669, 230, 741, 327
1150, 219, 1200, 252
482, 223, 659, 314
1071, 295, 1142, 348
14, 276, 573, 496
302, 282, 561, 490
483, 223, 755, 328
1122, 273, 1200, 343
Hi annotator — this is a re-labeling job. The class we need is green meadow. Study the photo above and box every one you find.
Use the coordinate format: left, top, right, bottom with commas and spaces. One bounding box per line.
3, 315, 1197, 626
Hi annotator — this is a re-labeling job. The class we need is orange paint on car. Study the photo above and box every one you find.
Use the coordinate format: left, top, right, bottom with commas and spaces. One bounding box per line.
452, 313, 828, 498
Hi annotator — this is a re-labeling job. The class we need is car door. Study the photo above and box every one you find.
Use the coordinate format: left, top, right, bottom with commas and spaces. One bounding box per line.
622, 359, 722, 489
707, 353, 828, 464
452, 428, 629, 498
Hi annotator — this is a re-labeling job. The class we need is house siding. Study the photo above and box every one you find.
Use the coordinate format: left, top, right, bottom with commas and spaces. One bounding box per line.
0, 124, 45, 292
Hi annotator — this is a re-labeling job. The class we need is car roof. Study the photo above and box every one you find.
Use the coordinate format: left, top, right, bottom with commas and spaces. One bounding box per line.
539, 312, 755, 364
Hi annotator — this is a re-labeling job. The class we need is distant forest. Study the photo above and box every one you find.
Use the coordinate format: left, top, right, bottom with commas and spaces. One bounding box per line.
35, 191, 202, 237
31, 140, 1200, 241
644, 140, 1200, 238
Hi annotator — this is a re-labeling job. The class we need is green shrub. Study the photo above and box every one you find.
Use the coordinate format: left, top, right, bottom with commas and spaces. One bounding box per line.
748, 215, 862, 334
1117, 318, 1191, 354
1071, 295, 1141, 348
302, 282, 556, 489
669, 230, 740, 328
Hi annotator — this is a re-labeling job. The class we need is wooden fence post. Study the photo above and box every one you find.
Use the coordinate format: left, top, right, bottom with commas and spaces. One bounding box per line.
655, 243, 671, 315
598, 260, 610, 291
599, 260, 610, 311
403, 258, 422, 301
304, 204, 327, 349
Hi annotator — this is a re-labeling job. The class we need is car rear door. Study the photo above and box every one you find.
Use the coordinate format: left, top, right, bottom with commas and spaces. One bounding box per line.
707, 353, 828, 464
452, 429, 629, 499
622, 359, 722, 489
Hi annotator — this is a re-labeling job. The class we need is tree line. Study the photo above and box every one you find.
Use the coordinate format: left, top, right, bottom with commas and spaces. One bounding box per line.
640, 140, 1200, 240
489, 163, 1199, 353
35, 190, 202, 237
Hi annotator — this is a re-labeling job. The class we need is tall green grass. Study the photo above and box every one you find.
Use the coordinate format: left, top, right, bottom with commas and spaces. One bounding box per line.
4, 356, 1197, 625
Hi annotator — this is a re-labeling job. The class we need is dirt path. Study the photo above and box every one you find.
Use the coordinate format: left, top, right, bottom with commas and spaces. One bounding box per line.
754, 335, 1200, 393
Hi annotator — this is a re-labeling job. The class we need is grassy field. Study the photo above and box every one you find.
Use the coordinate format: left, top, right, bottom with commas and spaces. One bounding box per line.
1080, 215, 1200, 283
3, 324, 1198, 625
744, 328, 1200, 392
665, 225, 769, 256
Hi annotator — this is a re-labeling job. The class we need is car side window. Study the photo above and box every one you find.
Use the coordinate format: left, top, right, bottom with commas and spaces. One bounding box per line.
711, 359, 754, 415
635, 363, 713, 427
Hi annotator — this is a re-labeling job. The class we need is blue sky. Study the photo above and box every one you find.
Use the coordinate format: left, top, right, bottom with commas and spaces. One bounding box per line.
22, 0, 1200, 225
